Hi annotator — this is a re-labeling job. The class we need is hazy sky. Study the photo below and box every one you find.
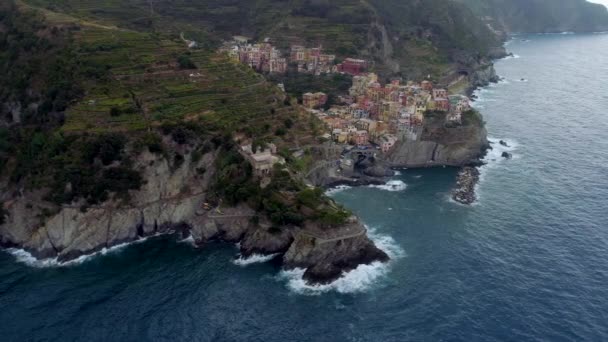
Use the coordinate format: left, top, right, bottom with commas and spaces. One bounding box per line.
588, 0, 608, 8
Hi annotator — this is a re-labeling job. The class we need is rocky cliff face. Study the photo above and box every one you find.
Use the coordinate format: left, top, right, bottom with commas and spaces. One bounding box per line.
0, 149, 388, 284
387, 123, 488, 168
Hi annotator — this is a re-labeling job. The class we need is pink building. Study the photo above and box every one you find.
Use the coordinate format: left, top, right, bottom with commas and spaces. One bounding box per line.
338, 58, 368, 75
433, 88, 448, 99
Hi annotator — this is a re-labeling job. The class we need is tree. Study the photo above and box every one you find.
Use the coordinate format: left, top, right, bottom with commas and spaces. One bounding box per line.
177, 55, 196, 69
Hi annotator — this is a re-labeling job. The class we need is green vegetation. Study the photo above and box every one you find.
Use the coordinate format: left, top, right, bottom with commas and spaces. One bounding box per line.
462, 109, 484, 127
7, 129, 141, 205
0, 204, 7, 225
268, 73, 352, 107
0, 0, 502, 224
211, 143, 351, 228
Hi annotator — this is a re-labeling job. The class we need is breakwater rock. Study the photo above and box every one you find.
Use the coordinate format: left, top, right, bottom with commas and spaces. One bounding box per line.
452, 167, 481, 205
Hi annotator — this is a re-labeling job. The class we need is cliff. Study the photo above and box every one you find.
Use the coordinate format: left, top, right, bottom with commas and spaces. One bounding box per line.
0, 148, 387, 284
387, 125, 488, 168
457, 0, 608, 33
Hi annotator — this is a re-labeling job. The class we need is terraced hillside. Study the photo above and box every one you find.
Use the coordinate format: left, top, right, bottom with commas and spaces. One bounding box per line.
20, 0, 503, 79
62, 27, 286, 134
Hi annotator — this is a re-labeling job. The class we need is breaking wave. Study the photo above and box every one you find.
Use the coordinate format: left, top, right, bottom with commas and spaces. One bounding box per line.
325, 185, 352, 196
277, 226, 404, 295
5, 235, 162, 268
233, 253, 279, 266
483, 138, 519, 167
368, 180, 407, 192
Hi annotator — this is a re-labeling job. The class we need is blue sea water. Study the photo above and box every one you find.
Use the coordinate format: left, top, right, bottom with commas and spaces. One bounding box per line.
2, 33, 608, 341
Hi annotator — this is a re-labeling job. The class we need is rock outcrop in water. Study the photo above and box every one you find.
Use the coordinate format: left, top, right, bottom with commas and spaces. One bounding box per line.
452, 167, 481, 205
0, 149, 387, 285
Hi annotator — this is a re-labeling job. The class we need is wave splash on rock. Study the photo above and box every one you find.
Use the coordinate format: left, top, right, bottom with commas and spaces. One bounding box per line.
276, 226, 404, 295
4, 233, 169, 268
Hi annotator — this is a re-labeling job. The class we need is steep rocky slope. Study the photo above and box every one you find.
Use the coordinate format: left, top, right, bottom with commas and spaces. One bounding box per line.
458, 0, 608, 33
0, 146, 387, 284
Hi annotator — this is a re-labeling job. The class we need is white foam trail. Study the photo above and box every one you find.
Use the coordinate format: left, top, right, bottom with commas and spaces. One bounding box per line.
277, 226, 404, 295
368, 180, 407, 192
503, 54, 521, 60
325, 185, 352, 196
233, 253, 279, 266
5, 234, 161, 268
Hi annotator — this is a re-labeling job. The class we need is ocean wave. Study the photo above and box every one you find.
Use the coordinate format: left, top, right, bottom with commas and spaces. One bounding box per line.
325, 185, 352, 196
368, 180, 407, 192
277, 226, 405, 295
233, 253, 279, 266
5, 234, 161, 268
480, 138, 520, 174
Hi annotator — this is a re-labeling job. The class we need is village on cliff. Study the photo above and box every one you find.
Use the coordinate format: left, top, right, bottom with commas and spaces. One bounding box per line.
219, 36, 474, 174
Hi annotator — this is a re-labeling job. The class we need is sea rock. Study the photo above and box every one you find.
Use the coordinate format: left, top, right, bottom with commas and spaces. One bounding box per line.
239, 223, 294, 257
283, 221, 389, 285
501, 152, 512, 159
363, 165, 395, 178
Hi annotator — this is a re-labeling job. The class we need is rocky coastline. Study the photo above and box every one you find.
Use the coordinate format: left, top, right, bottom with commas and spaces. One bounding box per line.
0, 149, 389, 285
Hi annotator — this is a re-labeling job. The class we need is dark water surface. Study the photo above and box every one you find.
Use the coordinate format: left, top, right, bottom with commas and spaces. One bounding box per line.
2, 33, 608, 341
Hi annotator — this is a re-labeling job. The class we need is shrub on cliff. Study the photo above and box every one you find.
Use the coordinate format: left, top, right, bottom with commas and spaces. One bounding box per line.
0, 204, 7, 225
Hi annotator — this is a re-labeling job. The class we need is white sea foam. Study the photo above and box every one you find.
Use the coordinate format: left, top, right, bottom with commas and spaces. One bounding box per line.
503, 54, 521, 60
5, 234, 161, 268
233, 253, 279, 266
393, 170, 402, 176
368, 180, 407, 192
483, 138, 519, 165
478, 137, 520, 187
277, 226, 404, 295
325, 185, 352, 196
178, 235, 197, 247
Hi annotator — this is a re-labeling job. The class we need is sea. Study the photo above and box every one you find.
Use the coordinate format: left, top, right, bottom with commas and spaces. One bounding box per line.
1, 33, 608, 341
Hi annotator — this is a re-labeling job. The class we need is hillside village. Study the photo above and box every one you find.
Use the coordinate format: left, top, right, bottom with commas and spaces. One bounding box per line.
218, 36, 475, 173
220, 36, 368, 76
311, 74, 472, 153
